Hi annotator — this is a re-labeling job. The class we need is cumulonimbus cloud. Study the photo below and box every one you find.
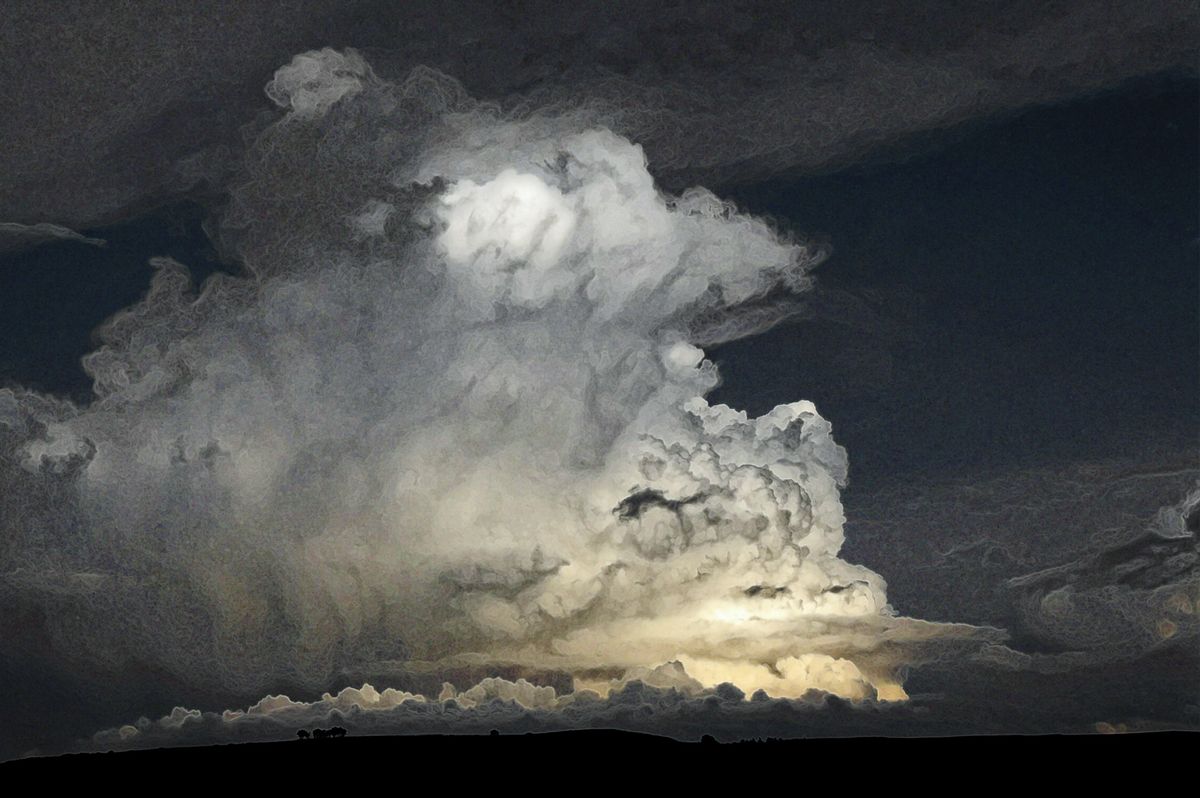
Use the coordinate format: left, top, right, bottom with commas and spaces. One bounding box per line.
0, 50, 991, 723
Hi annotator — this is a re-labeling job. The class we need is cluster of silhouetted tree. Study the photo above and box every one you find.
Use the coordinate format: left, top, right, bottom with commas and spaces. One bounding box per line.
296, 727, 347, 740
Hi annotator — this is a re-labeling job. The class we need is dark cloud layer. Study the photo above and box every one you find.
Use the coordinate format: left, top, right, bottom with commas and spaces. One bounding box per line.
1, 0, 1196, 231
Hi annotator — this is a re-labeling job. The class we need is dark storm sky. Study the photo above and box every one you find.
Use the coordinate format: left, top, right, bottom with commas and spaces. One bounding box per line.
710, 76, 1199, 641
0, 2, 1197, 760
717, 76, 1198, 490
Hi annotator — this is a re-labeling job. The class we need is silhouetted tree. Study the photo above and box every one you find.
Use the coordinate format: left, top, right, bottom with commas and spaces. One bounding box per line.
297, 729, 310, 740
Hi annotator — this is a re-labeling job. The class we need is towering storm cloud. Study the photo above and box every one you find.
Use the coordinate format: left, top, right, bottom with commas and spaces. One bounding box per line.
0, 49, 981, 717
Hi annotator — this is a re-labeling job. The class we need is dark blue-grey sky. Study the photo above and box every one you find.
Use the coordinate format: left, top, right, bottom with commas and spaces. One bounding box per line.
0, 2, 1196, 761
